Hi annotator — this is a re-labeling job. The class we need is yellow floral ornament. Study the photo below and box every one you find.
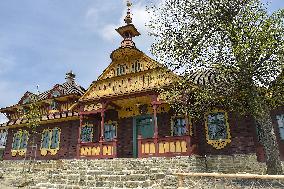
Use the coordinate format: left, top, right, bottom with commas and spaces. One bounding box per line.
205, 110, 231, 149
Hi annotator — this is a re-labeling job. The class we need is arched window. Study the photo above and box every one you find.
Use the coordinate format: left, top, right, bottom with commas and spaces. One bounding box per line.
205, 110, 231, 149
40, 127, 61, 156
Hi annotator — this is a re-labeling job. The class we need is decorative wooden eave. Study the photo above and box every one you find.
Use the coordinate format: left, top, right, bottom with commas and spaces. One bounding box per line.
80, 66, 178, 103
115, 24, 140, 38
0, 111, 79, 129
0, 94, 81, 114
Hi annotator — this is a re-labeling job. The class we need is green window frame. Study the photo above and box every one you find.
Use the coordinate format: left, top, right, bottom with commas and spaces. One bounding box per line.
12, 130, 29, 150
40, 127, 61, 150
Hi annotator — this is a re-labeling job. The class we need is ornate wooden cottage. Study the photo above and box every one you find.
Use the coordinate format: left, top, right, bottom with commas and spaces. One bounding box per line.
0, 1, 283, 161
0, 72, 85, 160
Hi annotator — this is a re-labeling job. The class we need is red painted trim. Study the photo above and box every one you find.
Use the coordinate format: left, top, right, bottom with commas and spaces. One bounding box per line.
79, 109, 103, 115
76, 115, 83, 159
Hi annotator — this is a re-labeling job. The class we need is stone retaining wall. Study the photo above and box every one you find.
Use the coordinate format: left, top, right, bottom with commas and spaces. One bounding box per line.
0, 154, 282, 189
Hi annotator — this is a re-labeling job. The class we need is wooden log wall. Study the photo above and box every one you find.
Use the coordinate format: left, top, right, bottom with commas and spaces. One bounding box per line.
3, 120, 79, 160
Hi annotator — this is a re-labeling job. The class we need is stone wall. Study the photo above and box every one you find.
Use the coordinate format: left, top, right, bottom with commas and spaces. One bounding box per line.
0, 154, 278, 189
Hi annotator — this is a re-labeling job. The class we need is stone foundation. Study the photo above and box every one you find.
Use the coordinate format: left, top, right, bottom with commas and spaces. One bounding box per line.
0, 154, 282, 189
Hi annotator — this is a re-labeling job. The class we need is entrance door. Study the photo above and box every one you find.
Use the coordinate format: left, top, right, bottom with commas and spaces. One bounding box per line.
133, 115, 154, 157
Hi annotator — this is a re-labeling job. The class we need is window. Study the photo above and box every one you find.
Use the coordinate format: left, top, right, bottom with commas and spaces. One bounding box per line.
117, 65, 125, 76
0, 129, 7, 147
11, 130, 29, 156
104, 122, 117, 141
52, 90, 61, 97
40, 128, 61, 156
276, 114, 284, 140
132, 61, 141, 73
205, 110, 231, 149
23, 97, 31, 104
207, 112, 228, 140
172, 117, 187, 136
50, 100, 58, 111
81, 124, 93, 142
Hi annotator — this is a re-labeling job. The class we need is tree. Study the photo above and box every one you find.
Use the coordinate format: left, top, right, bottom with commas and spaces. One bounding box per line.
149, 0, 284, 174
22, 101, 42, 161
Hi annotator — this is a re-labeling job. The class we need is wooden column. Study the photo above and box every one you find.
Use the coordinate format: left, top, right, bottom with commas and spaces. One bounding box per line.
99, 107, 105, 158
76, 114, 83, 159
153, 104, 158, 139
151, 94, 159, 156
100, 110, 105, 142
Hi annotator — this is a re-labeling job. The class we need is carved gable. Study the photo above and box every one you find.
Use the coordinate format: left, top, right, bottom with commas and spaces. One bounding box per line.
98, 48, 162, 80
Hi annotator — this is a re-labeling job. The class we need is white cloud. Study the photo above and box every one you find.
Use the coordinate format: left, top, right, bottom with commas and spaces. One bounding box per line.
85, 1, 152, 42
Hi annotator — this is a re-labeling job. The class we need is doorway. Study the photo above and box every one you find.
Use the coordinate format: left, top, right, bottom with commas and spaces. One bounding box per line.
133, 115, 154, 158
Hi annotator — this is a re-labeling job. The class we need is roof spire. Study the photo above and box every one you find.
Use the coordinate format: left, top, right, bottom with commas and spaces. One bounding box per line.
124, 0, 133, 25
115, 0, 140, 48
65, 70, 76, 83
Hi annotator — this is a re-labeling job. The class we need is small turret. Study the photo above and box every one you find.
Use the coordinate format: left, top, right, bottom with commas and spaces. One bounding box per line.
115, 0, 141, 48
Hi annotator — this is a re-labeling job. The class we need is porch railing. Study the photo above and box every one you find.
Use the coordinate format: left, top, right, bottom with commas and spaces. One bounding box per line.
79, 139, 117, 159
138, 135, 196, 158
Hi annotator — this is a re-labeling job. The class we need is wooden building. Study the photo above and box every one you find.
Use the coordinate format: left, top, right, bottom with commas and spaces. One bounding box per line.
0, 1, 283, 161
0, 72, 85, 160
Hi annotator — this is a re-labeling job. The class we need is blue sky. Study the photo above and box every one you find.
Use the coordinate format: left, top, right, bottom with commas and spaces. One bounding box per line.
0, 0, 283, 123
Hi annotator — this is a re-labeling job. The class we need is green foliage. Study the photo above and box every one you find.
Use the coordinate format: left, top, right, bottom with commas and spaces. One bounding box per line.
149, 0, 284, 118
22, 101, 42, 134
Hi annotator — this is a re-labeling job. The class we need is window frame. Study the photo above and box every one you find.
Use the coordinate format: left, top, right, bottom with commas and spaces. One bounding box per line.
80, 123, 94, 143
0, 129, 7, 147
40, 127, 61, 156
171, 116, 188, 136
11, 130, 29, 156
204, 110, 231, 149
276, 114, 284, 140
104, 121, 117, 141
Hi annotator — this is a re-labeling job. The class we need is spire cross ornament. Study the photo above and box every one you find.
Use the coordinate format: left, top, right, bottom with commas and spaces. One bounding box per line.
124, 0, 133, 25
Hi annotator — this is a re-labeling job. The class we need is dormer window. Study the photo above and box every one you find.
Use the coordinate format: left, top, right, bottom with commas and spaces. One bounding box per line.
52, 90, 60, 98
23, 98, 31, 105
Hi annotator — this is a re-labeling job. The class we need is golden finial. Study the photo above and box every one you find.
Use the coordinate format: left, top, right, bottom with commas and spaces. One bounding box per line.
124, 0, 133, 25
